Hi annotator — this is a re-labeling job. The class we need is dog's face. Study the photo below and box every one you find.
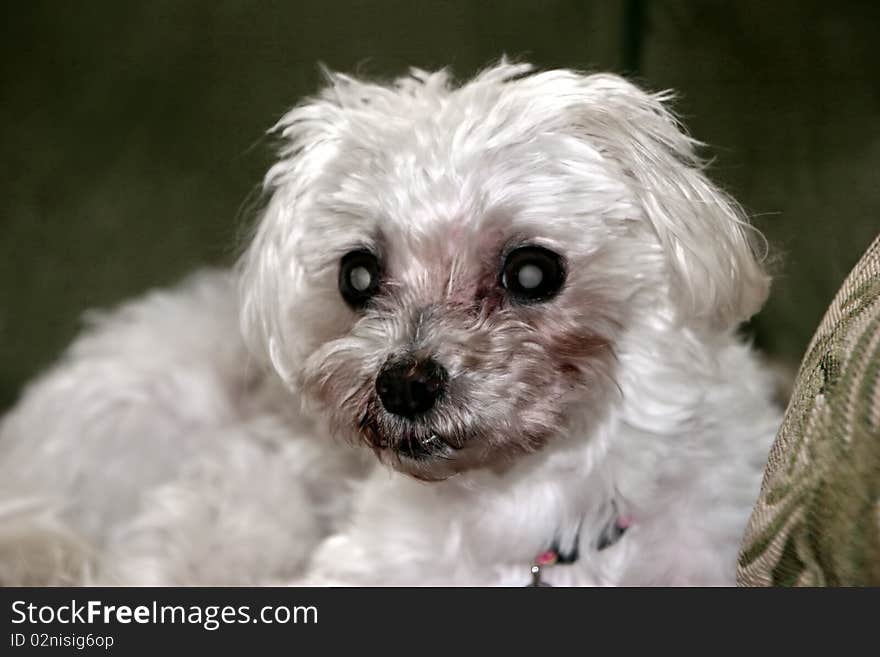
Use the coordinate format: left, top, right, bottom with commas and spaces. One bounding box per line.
239, 63, 769, 480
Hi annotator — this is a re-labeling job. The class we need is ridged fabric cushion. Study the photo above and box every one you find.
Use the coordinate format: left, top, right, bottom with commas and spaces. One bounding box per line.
738, 234, 880, 586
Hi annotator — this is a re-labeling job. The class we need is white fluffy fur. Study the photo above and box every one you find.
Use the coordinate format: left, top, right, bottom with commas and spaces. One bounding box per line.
0, 62, 780, 586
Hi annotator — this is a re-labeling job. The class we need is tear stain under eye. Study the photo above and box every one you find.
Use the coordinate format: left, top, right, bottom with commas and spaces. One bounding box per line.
525, 317, 616, 383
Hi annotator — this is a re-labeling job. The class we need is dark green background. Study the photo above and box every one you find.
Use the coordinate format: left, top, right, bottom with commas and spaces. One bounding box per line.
2, 1, 878, 409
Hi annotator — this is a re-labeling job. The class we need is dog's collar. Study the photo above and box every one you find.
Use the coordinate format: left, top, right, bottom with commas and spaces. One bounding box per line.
527, 515, 632, 587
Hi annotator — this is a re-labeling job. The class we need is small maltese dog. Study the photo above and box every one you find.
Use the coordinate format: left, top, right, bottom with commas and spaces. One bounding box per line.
0, 61, 781, 586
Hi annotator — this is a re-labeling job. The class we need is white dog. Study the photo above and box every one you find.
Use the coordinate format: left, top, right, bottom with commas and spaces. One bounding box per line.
0, 62, 781, 586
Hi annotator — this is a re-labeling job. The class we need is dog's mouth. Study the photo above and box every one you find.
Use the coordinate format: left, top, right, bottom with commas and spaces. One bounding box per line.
392, 431, 453, 461
353, 404, 557, 481
357, 410, 463, 463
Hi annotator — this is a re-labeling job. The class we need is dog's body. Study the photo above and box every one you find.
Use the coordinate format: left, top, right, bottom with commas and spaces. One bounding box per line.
0, 63, 781, 586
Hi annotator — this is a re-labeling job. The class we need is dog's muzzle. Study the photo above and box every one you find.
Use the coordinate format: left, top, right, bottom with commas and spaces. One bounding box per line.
372, 355, 453, 462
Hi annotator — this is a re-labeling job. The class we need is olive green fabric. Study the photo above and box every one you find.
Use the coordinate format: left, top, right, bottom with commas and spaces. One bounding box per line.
738, 234, 880, 586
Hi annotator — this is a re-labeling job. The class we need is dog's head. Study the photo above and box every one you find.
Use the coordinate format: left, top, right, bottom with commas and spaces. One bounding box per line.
238, 62, 768, 480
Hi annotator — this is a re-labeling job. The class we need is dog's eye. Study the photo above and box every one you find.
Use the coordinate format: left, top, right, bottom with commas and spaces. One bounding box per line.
339, 250, 381, 309
501, 246, 565, 303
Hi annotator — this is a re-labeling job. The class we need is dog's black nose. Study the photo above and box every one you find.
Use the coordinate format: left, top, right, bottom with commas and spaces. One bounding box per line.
376, 357, 447, 417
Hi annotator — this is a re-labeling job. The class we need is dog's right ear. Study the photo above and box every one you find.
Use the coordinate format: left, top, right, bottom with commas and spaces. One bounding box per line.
237, 72, 352, 383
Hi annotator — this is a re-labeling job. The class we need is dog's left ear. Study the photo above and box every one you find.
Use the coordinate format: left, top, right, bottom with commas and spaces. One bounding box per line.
573, 74, 769, 330
237, 71, 354, 381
